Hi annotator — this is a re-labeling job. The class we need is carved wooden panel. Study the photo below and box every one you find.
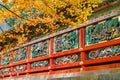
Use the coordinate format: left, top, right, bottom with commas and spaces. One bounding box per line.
30, 60, 49, 69
85, 17, 120, 45
14, 47, 27, 62
1, 52, 12, 65
54, 54, 80, 65
31, 40, 49, 58
87, 45, 120, 60
0, 67, 11, 73
14, 64, 27, 71
53, 30, 79, 53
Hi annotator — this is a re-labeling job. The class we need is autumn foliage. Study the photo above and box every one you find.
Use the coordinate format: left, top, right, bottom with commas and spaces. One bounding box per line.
0, 0, 102, 51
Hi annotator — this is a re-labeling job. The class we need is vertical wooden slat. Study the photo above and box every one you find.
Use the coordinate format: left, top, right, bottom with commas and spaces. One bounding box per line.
49, 38, 54, 74
80, 28, 86, 71
27, 44, 31, 74
80, 28, 85, 48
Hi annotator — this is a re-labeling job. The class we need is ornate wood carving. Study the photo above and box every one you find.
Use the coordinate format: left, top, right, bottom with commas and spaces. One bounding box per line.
31, 60, 49, 69
54, 54, 80, 65
85, 17, 120, 45
14, 47, 27, 62
31, 40, 49, 58
0, 67, 10, 73
53, 30, 79, 53
14, 64, 27, 71
87, 45, 120, 60
1, 52, 12, 65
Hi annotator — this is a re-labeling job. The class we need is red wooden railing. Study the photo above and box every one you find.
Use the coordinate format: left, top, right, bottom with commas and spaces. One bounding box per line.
0, 11, 120, 79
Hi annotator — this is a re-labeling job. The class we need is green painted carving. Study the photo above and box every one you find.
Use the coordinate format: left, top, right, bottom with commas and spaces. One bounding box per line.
85, 17, 120, 45
87, 45, 120, 60
54, 30, 78, 53
31, 40, 49, 58
1, 52, 12, 65
14, 47, 27, 62
54, 54, 80, 65
31, 60, 49, 69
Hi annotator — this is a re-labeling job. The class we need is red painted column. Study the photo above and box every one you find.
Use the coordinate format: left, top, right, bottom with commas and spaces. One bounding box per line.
27, 44, 31, 74
11, 66, 14, 76
49, 38, 54, 74
80, 52, 86, 71
80, 28, 85, 48
80, 28, 86, 71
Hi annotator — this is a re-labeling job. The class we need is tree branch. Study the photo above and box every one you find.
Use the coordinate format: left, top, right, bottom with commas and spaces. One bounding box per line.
0, 3, 31, 22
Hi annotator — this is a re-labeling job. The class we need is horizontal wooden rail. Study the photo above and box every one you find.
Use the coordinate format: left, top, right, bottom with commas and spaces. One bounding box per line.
51, 49, 80, 58
83, 38, 120, 51
28, 55, 49, 63
83, 56, 120, 66
51, 62, 81, 70
29, 67, 49, 73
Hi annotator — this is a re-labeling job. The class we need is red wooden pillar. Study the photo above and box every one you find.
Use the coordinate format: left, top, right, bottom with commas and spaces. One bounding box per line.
49, 38, 54, 74
11, 66, 14, 76
80, 28, 86, 71
27, 44, 31, 74
80, 28, 85, 48
80, 52, 86, 71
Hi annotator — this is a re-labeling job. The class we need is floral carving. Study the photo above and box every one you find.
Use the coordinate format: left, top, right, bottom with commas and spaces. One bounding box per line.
31, 40, 49, 58
54, 30, 78, 53
14, 47, 27, 62
31, 60, 49, 69
85, 18, 120, 45
54, 54, 80, 65
87, 45, 120, 60
14, 64, 27, 71
1, 52, 12, 65
0, 67, 10, 73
